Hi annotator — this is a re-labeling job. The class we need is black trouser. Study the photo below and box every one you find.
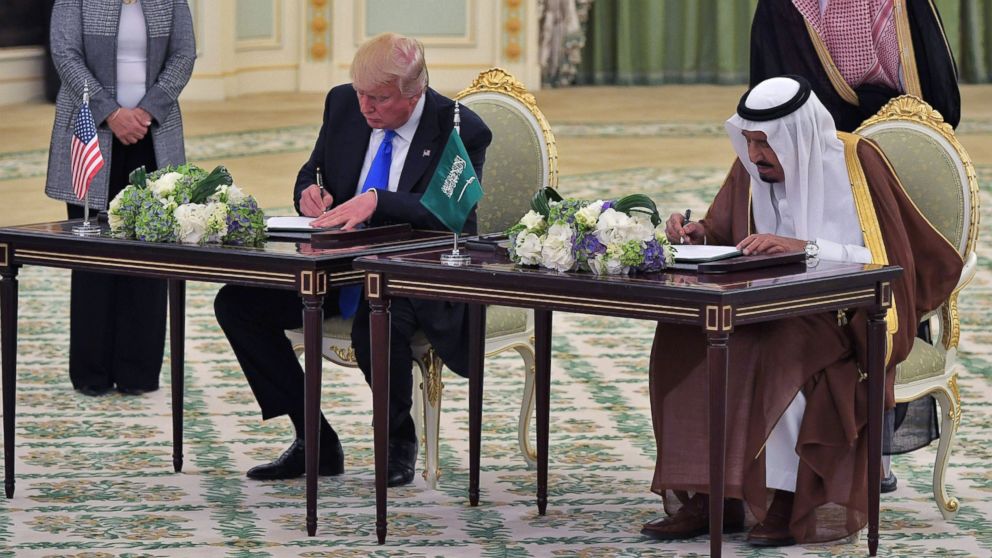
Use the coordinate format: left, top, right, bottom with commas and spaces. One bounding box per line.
213, 284, 417, 444
67, 135, 167, 391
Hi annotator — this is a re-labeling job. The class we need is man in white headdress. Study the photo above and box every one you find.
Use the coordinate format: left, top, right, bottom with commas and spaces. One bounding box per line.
641, 75, 961, 546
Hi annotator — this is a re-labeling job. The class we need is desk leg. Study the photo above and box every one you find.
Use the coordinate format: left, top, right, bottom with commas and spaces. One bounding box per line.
867, 304, 887, 556
534, 308, 552, 515
168, 279, 185, 473
707, 331, 729, 558
1, 267, 18, 498
303, 293, 324, 537
371, 295, 391, 544
468, 303, 486, 507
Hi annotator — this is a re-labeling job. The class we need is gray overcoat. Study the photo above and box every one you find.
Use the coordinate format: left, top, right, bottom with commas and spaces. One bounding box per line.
46, 0, 196, 209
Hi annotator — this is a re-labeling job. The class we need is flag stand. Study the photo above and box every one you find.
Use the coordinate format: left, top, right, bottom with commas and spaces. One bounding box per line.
71, 192, 101, 236
440, 233, 471, 266
440, 101, 471, 267
72, 81, 102, 237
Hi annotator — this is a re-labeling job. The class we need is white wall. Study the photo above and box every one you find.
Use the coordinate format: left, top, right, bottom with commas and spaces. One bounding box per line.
0, 0, 540, 105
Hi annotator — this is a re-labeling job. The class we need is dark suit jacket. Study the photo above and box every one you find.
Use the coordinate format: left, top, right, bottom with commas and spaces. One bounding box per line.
294, 84, 493, 376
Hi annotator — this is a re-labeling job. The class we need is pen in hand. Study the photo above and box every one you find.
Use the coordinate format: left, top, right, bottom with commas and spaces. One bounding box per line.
315, 166, 330, 211
680, 209, 692, 244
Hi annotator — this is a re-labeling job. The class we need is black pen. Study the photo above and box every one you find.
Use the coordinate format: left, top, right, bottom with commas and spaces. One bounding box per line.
680, 209, 692, 244
315, 166, 330, 210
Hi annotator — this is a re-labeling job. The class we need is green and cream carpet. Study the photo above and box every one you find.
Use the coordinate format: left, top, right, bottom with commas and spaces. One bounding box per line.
1, 124, 991, 557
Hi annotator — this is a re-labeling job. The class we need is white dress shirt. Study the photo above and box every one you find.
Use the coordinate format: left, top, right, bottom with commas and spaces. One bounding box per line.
355, 94, 427, 196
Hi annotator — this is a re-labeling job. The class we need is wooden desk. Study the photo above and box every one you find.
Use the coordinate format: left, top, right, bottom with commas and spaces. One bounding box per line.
355, 246, 902, 557
0, 220, 451, 536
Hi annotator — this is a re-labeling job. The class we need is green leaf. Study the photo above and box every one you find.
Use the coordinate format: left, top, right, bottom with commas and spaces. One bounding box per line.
128, 166, 148, 188
613, 193, 661, 226
530, 187, 563, 218
188, 165, 234, 204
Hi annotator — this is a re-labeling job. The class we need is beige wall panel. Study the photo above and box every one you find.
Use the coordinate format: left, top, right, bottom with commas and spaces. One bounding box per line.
0, 0, 540, 104
0, 47, 45, 105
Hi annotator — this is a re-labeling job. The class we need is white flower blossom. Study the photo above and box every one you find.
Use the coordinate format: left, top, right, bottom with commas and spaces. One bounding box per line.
519, 210, 546, 232
149, 171, 183, 198
225, 184, 247, 204
594, 208, 632, 245
627, 213, 656, 242
174, 203, 210, 244
574, 200, 604, 229
514, 232, 544, 265
540, 223, 576, 272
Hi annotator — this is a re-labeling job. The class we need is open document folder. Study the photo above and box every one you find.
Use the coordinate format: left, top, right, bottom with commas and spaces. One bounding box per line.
672, 244, 742, 263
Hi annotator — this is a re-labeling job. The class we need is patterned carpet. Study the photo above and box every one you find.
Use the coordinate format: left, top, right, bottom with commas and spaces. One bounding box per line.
1, 137, 991, 557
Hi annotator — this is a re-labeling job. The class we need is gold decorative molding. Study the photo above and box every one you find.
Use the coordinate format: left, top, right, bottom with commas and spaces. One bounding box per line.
388, 279, 697, 319
308, 0, 331, 61
502, 0, 524, 61
948, 373, 962, 429
299, 270, 328, 296
0, 243, 8, 267
942, 292, 961, 350
330, 345, 356, 363
454, 67, 559, 188
366, 273, 381, 300
705, 305, 733, 332
422, 348, 444, 408
16, 249, 295, 284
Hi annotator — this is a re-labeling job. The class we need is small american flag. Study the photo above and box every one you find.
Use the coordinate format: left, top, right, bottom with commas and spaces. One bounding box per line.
70, 99, 104, 200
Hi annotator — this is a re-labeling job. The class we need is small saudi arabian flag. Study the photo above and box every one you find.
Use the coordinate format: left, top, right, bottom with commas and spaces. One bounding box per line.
420, 129, 482, 233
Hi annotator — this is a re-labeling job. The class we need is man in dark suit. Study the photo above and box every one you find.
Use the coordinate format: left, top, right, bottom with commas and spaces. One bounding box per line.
214, 32, 492, 486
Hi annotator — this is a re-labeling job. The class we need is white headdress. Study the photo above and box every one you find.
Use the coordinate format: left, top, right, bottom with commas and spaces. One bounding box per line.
725, 76, 863, 248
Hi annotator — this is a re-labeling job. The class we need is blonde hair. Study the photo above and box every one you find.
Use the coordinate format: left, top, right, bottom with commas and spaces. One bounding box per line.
350, 33, 428, 97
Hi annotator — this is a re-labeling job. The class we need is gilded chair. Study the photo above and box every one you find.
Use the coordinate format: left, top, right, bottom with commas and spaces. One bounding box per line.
856, 96, 980, 520
287, 68, 558, 488
420, 67, 558, 481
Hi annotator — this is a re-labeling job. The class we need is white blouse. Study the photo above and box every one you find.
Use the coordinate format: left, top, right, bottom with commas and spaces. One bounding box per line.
116, 1, 148, 108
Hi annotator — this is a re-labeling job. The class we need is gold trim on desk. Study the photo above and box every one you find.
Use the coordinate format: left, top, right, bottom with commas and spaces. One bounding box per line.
736, 290, 877, 318
366, 273, 381, 299
16, 249, 296, 285
706, 305, 733, 332
300, 270, 328, 296
387, 279, 699, 319
0, 243, 8, 268
328, 270, 366, 285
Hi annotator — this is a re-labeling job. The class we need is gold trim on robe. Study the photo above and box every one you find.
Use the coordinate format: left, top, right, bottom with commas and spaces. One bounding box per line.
839, 131, 898, 365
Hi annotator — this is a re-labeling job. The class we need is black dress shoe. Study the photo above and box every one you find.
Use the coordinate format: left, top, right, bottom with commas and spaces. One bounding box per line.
246, 438, 345, 480
76, 384, 112, 397
881, 470, 898, 493
116, 385, 157, 396
387, 439, 418, 487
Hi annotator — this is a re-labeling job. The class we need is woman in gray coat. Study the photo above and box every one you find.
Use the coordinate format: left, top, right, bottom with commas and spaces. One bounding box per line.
46, 0, 195, 395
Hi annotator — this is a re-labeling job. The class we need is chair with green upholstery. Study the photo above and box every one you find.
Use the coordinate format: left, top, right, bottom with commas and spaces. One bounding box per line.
423, 67, 558, 479
856, 95, 980, 520
287, 68, 558, 488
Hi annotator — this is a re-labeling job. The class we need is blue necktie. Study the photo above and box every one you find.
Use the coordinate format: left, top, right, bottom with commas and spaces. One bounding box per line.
339, 130, 395, 318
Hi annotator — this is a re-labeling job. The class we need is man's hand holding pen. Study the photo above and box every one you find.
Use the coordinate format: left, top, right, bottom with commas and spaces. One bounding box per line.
299, 166, 334, 217
665, 209, 705, 245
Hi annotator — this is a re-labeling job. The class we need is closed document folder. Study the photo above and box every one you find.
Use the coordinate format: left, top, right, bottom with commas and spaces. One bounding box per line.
672, 245, 742, 263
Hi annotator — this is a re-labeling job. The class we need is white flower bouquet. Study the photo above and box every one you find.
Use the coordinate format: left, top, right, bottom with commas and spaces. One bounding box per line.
108, 164, 266, 246
506, 188, 674, 275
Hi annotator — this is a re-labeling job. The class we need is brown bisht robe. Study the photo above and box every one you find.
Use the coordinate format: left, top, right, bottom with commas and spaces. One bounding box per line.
649, 134, 962, 543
